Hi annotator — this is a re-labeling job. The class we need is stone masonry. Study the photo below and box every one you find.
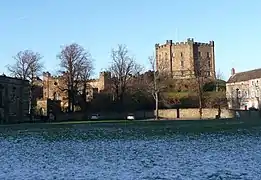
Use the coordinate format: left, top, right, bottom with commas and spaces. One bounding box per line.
155, 38, 216, 79
0, 75, 30, 123
36, 71, 112, 112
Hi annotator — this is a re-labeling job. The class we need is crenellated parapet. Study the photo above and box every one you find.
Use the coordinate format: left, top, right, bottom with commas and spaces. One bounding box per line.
155, 38, 214, 49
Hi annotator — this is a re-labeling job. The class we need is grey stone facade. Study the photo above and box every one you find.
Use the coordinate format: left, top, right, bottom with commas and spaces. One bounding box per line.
0, 75, 30, 123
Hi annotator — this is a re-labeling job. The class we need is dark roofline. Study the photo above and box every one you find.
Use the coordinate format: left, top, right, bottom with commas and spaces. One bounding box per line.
0, 75, 29, 82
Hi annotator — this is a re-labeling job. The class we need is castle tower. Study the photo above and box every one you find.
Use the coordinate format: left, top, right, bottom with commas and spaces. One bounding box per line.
155, 38, 216, 79
99, 71, 111, 91
42, 72, 51, 99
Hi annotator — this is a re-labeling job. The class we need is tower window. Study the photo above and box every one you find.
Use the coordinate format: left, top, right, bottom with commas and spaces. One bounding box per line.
181, 60, 184, 68
165, 53, 168, 60
180, 52, 183, 57
207, 52, 210, 58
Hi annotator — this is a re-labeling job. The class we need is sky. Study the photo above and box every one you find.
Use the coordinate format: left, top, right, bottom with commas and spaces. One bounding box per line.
1, 0, 261, 80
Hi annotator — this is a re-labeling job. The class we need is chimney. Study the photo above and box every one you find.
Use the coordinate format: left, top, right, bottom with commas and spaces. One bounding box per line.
231, 68, 235, 76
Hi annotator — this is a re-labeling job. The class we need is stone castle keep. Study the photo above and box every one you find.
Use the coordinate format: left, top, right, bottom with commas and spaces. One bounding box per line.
155, 38, 216, 79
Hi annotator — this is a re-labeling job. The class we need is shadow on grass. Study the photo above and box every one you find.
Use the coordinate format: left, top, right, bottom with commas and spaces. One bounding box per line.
0, 118, 260, 134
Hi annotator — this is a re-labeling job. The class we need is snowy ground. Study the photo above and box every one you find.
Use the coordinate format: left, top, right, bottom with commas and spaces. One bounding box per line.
0, 127, 261, 179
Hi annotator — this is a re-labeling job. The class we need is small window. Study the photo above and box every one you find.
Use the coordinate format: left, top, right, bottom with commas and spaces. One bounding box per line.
207, 52, 210, 58
181, 60, 184, 68
245, 91, 248, 98
208, 61, 211, 67
180, 52, 183, 57
238, 90, 241, 96
256, 90, 260, 97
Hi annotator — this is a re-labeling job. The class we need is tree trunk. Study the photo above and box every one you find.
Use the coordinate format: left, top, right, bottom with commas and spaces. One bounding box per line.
30, 84, 35, 122
198, 77, 203, 119
83, 83, 87, 102
155, 92, 159, 120
199, 97, 202, 119
81, 83, 87, 111
71, 89, 75, 112
68, 89, 72, 112
217, 105, 221, 118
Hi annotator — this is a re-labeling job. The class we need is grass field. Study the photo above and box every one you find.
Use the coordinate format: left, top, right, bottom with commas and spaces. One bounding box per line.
1, 118, 261, 134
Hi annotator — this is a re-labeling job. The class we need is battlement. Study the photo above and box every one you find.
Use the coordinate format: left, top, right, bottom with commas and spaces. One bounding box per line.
42, 71, 64, 80
43, 71, 51, 77
99, 71, 111, 78
155, 38, 214, 49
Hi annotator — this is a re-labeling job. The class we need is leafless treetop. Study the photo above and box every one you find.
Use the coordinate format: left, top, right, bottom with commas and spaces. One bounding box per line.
108, 44, 142, 101
57, 43, 93, 86
109, 44, 141, 79
7, 50, 43, 81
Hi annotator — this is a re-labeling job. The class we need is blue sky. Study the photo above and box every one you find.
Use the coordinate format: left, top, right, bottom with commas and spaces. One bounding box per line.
1, 0, 261, 80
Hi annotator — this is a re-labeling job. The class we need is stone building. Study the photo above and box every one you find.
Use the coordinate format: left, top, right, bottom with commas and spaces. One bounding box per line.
0, 75, 30, 123
226, 68, 261, 110
155, 38, 216, 79
36, 71, 112, 114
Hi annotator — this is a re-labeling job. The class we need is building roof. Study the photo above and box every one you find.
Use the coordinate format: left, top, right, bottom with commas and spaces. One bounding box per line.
227, 68, 261, 83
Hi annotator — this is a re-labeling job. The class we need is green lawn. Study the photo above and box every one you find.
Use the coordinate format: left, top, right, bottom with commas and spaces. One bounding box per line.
50, 120, 131, 125
1, 118, 261, 134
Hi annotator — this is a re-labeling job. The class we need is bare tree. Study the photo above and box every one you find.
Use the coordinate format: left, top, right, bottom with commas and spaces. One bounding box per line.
57, 43, 93, 112
192, 57, 214, 119
78, 60, 94, 110
216, 69, 224, 92
108, 44, 142, 106
143, 54, 168, 120
7, 50, 43, 82
6, 50, 43, 118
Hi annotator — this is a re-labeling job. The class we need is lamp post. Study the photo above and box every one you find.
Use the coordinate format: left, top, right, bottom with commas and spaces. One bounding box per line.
236, 88, 239, 109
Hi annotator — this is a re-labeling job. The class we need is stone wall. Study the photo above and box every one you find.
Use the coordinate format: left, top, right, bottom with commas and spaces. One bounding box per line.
158, 108, 234, 119
36, 99, 61, 116
0, 75, 30, 123
36, 100, 47, 115
52, 108, 234, 122
41, 71, 112, 109
55, 111, 155, 121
